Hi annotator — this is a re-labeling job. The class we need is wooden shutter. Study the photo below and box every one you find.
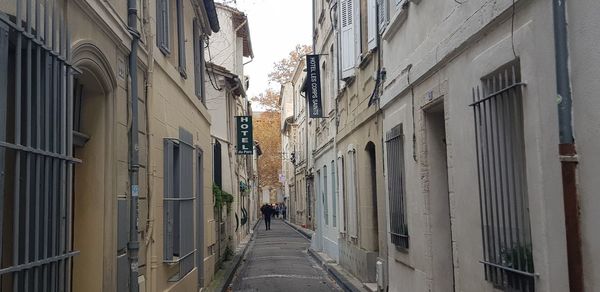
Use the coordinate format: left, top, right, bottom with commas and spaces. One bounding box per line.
340, 0, 356, 79
367, 0, 377, 50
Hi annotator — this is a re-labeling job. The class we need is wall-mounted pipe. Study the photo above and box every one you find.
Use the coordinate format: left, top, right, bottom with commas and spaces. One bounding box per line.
552, 1, 582, 291
127, 0, 140, 290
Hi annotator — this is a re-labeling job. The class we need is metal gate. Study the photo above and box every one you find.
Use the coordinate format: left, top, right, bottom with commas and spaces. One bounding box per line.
0, 0, 77, 291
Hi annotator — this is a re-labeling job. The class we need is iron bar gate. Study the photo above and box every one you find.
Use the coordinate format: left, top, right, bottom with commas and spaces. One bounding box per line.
0, 0, 77, 291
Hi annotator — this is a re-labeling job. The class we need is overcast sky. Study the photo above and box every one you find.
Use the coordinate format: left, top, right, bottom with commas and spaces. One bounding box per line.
216, 0, 312, 111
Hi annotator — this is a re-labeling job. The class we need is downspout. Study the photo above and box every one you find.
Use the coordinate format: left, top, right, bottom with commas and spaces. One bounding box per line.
552, 1, 582, 292
141, 0, 157, 291
127, 0, 140, 290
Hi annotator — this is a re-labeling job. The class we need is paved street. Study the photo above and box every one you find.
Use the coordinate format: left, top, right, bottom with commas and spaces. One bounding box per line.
230, 219, 342, 292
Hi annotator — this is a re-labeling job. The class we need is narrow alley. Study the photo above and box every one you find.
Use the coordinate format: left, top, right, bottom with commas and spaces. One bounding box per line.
231, 220, 341, 292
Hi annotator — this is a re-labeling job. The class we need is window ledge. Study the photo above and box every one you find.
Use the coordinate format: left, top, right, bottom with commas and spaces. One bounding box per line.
382, 2, 410, 41
358, 49, 376, 69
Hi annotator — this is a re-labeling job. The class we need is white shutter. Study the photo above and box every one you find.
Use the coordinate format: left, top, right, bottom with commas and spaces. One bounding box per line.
337, 156, 345, 233
367, 0, 377, 50
340, 0, 356, 79
348, 150, 358, 238
378, 0, 389, 32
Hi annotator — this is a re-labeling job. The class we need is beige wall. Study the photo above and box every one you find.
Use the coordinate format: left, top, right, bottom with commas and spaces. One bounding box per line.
381, 0, 570, 291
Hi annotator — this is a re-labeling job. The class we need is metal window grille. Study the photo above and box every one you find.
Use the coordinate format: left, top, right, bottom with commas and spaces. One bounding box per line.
175, 0, 186, 77
163, 128, 196, 281
471, 60, 535, 291
331, 160, 337, 228
385, 125, 408, 249
157, 0, 171, 55
323, 166, 328, 226
0, 1, 78, 291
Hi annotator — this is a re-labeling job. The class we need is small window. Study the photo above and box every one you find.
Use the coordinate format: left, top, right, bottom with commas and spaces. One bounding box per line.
163, 128, 195, 281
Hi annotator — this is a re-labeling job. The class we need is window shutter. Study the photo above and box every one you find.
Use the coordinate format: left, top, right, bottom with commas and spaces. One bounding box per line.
337, 156, 345, 233
193, 19, 203, 99
340, 0, 356, 79
367, 0, 377, 50
377, 0, 389, 32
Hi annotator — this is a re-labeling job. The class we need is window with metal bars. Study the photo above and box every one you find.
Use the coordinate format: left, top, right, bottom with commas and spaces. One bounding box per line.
0, 1, 78, 291
471, 60, 535, 291
163, 128, 195, 281
385, 125, 408, 249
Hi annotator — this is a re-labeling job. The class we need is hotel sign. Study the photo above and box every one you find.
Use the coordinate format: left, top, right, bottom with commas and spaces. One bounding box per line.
236, 116, 254, 155
306, 54, 323, 118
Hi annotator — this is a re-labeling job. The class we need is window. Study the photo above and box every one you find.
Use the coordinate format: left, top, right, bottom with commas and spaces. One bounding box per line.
323, 165, 329, 225
471, 61, 534, 291
163, 128, 195, 280
157, 0, 171, 54
385, 125, 408, 249
175, 0, 186, 77
331, 161, 337, 227
367, 0, 377, 50
193, 18, 205, 102
377, 0, 389, 32
339, 0, 357, 79
347, 148, 358, 238
337, 155, 346, 233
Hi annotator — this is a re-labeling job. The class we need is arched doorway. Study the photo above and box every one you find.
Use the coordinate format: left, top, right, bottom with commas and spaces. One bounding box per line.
70, 44, 115, 292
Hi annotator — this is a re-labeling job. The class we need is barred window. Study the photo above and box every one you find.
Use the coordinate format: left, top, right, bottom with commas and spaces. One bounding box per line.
163, 128, 195, 281
471, 60, 534, 291
337, 155, 346, 233
385, 125, 408, 249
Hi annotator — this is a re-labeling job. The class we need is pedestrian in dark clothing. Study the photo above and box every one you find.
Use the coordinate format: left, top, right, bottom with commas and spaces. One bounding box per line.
281, 203, 287, 220
260, 204, 274, 230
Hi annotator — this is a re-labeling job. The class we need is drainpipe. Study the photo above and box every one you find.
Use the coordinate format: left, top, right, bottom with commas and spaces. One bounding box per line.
552, 1, 582, 291
141, 0, 157, 290
127, 0, 140, 290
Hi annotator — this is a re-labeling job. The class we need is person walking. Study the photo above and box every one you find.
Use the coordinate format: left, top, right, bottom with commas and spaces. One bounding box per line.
260, 204, 274, 230
281, 203, 287, 220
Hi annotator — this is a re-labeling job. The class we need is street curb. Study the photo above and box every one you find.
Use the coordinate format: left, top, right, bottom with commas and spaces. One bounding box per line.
214, 219, 259, 292
282, 220, 366, 292
282, 219, 312, 239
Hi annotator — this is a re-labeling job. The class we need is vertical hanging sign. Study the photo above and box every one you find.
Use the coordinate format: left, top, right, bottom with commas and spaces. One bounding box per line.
236, 116, 254, 155
306, 54, 323, 118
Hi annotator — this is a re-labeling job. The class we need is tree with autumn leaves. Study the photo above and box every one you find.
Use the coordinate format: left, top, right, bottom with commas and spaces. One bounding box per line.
253, 45, 311, 190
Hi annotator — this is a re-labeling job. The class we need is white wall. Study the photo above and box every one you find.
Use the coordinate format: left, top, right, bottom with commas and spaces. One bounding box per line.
568, 0, 600, 290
